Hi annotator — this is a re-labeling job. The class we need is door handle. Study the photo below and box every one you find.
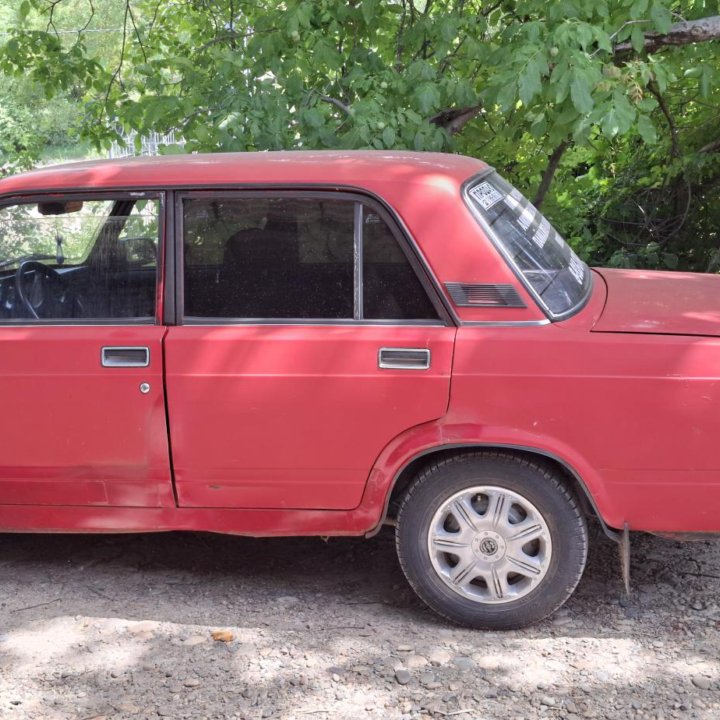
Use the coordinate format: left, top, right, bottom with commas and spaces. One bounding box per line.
101, 346, 150, 368
378, 347, 431, 370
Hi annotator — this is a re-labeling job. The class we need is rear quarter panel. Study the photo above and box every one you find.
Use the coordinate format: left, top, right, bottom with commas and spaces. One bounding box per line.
448, 323, 720, 533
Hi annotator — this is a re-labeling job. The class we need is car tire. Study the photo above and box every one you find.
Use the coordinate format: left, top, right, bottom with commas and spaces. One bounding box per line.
395, 451, 588, 630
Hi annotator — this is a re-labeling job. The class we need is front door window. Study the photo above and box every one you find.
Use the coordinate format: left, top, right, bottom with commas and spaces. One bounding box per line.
0, 195, 160, 322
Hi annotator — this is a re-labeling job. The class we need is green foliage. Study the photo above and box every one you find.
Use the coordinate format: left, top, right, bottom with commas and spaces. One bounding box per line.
0, 75, 87, 175
0, 0, 125, 173
0, 0, 718, 269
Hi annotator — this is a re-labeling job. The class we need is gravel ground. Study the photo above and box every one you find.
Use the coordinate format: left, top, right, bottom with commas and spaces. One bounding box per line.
0, 526, 718, 720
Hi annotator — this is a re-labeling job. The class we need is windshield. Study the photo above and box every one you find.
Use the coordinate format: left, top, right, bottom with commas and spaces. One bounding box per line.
464, 171, 591, 319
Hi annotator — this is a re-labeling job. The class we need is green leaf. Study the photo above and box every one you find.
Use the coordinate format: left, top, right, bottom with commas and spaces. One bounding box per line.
296, 3, 312, 28
629, 0, 649, 18
663, 253, 679, 269
636, 97, 658, 112
630, 25, 646, 53
593, 29, 613, 53
194, 124, 212, 144
496, 82, 516, 112
572, 116, 593, 144
313, 40, 342, 71
518, 56, 542, 105
303, 107, 324, 128
575, 23, 594, 51
529, 113, 547, 137
699, 65, 712, 97
382, 126, 395, 147
284, 73, 303, 98
414, 83, 440, 114
649, 3, 673, 34
601, 93, 636, 138
636, 113, 657, 143
570, 74, 594, 114
361, 0, 379, 25
19, 1, 30, 20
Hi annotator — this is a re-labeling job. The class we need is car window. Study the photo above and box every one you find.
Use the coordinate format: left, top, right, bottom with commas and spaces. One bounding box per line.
464, 172, 592, 318
362, 209, 439, 320
0, 196, 160, 322
182, 195, 439, 322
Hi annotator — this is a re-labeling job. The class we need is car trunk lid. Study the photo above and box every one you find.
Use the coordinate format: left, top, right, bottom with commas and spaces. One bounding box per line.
592, 268, 720, 337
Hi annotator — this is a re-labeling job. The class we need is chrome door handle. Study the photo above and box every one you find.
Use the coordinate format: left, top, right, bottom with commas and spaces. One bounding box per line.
101, 346, 150, 368
378, 347, 431, 370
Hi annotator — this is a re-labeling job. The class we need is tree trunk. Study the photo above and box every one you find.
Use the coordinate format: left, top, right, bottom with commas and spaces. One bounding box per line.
533, 141, 570, 209
615, 15, 720, 54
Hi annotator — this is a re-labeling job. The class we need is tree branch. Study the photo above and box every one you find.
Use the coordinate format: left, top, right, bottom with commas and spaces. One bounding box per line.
319, 95, 352, 116
647, 80, 680, 158
126, 2, 147, 64
79, 0, 95, 34
700, 137, 720, 154
430, 105, 482, 135
533, 140, 570, 209
396, 0, 407, 66
615, 15, 720, 54
45, 0, 63, 38
101, 0, 130, 126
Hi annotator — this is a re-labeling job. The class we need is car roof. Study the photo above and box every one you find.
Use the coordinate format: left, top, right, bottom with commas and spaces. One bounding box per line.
0, 151, 488, 196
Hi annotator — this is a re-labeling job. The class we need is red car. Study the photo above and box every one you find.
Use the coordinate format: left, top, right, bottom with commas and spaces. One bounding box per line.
0, 151, 718, 629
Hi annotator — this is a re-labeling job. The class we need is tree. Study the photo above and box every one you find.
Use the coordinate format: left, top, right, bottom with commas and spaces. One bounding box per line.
1, 0, 719, 269
0, 0, 126, 174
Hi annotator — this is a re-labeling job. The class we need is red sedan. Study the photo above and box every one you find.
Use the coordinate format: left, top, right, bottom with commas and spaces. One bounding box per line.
0, 151, 718, 629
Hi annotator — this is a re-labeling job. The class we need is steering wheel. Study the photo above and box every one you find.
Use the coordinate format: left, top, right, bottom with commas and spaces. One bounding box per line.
14, 260, 74, 319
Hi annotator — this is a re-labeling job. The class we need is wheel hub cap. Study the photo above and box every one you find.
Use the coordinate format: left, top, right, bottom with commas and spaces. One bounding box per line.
427, 485, 553, 605
473, 531, 506, 560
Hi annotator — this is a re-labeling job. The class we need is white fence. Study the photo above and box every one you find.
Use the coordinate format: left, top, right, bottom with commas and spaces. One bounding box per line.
109, 130, 185, 158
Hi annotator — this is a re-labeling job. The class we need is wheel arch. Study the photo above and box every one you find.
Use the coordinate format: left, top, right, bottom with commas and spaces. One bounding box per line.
368, 443, 621, 542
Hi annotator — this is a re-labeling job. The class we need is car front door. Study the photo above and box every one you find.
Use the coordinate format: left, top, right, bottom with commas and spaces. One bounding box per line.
165, 191, 456, 509
0, 193, 174, 508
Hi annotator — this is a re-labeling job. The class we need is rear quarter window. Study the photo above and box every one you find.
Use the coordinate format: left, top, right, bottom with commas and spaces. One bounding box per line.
464, 172, 592, 319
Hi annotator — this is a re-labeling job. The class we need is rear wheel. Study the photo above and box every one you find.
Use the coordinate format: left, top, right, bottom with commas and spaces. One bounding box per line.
395, 452, 588, 629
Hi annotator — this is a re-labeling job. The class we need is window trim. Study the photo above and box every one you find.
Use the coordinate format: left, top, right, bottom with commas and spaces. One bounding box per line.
0, 190, 165, 326
461, 169, 593, 322
353, 202, 363, 321
175, 188, 452, 327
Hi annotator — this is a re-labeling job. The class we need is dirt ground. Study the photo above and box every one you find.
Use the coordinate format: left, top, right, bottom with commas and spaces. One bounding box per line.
0, 526, 718, 720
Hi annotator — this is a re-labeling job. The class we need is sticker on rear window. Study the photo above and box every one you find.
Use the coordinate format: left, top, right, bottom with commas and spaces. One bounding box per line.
517, 204, 536, 231
533, 219, 550, 248
503, 192, 521, 211
468, 182, 503, 210
568, 255, 585, 284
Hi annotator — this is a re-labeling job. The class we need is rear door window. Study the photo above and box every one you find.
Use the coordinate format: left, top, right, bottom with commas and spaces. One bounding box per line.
182, 194, 440, 322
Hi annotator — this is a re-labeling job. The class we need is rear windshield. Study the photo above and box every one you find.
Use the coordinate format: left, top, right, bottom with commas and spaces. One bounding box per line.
464, 171, 591, 319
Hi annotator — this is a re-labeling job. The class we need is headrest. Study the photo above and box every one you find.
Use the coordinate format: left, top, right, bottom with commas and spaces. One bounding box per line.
224, 226, 297, 266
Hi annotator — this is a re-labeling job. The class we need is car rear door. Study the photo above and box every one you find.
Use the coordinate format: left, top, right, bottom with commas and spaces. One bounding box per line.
164, 191, 456, 509
0, 193, 174, 508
